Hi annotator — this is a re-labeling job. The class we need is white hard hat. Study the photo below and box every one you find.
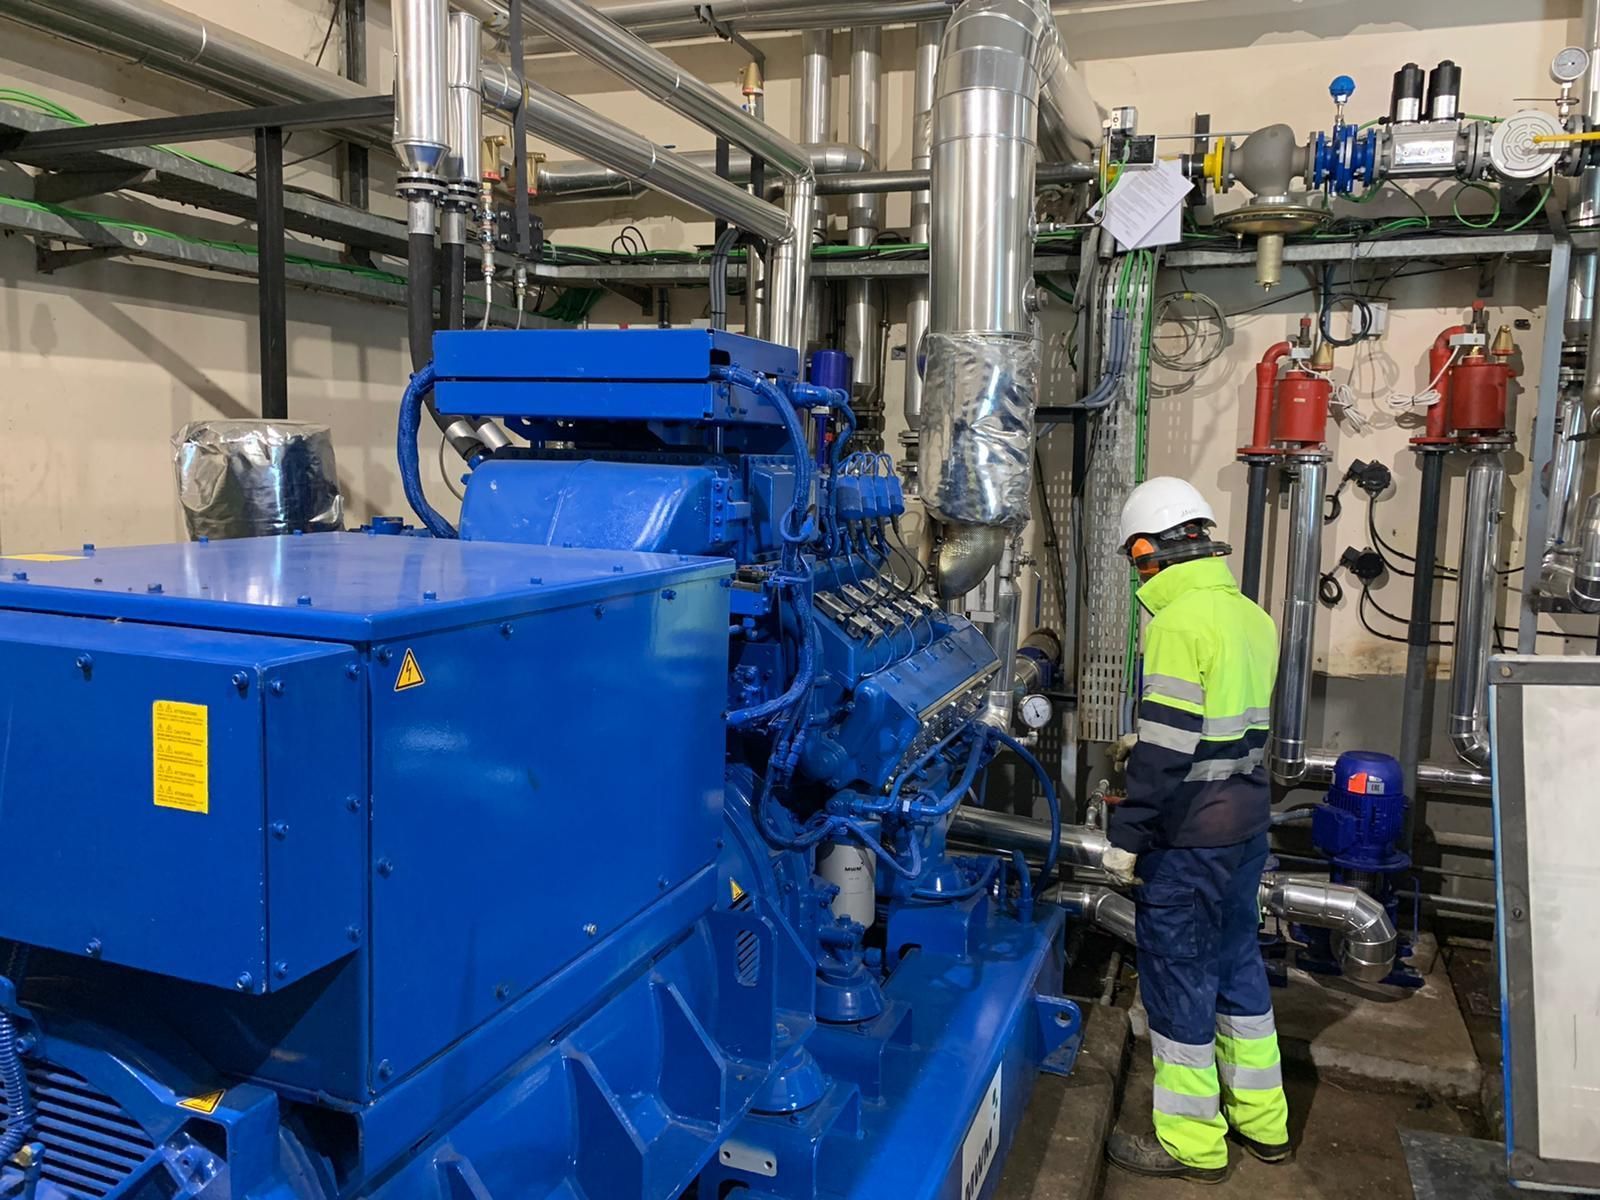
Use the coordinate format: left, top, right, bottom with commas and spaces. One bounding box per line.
1118, 477, 1217, 549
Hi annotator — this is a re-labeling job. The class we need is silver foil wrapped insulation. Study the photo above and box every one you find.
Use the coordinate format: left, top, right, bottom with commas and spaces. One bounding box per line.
919, 330, 1039, 528
173, 421, 344, 540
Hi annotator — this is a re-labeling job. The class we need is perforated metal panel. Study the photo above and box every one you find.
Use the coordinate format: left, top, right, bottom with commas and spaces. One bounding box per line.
1078, 258, 1152, 744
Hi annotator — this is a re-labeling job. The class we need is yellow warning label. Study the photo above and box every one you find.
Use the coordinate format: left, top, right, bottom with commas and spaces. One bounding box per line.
177, 1089, 224, 1115
153, 701, 209, 814
730, 878, 746, 904
2, 553, 83, 562
394, 648, 426, 692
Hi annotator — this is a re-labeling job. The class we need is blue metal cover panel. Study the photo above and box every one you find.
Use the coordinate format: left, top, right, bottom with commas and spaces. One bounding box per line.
433, 327, 799, 383
0, 609, 365, 992
364, 569, 731, 1086
0, 534, 729, 643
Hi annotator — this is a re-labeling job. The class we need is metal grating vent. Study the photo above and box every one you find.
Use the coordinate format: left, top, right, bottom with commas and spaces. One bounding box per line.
4, 1064, 158, 1198
1079, 258, 1153, 744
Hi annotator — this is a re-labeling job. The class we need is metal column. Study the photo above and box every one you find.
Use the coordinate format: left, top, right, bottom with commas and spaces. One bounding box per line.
255, 125, 288, 420
1518, 230, 1574, 652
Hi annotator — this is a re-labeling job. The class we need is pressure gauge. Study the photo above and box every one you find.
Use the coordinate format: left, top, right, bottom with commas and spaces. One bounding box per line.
1019, 694, 1054, 731
1553, 46, 1590, 85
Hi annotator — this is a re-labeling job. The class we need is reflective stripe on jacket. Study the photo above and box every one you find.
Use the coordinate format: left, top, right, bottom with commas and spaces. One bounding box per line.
1110, 556, 1278, 854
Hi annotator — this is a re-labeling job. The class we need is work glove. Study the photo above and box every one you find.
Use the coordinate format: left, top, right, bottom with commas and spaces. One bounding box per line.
1102, 846, 1140, 889
1110, 733, 1139, 771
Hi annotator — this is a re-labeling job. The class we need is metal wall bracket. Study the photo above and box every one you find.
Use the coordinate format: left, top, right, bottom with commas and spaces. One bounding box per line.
32, 167, 152, 204
34, 242, 124, 274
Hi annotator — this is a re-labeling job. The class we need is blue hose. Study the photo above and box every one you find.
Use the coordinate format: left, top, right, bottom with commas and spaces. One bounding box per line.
0, 1010, 33, 1161
396, 362, 460, 540
989, 728, 1062, 877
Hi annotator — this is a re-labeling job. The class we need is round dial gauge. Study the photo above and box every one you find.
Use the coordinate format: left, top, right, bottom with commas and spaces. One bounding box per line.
1019, 694, 1054, 730
1553, 46, 1590, 84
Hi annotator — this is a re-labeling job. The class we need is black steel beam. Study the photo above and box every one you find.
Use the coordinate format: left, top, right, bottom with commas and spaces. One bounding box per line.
0, 96, 392, 157
256, 126, 289, 421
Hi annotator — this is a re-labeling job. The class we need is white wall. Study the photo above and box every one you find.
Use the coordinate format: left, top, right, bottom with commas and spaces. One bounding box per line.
0, 1, 1593, 672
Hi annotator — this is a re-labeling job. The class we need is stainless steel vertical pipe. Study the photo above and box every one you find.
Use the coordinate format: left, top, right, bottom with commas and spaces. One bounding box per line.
845, 28, 885, 441
1450, 451, 1506, 768
522, 0, 814, 348
800, 30, 833, 348
395, 0, 451, 189
901, 18, 942, 477
1269, 456, 1328, 785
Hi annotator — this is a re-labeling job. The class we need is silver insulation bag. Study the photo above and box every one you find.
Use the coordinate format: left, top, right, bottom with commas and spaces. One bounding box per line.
173, 420, 344, 540
919, 330, 1039, 528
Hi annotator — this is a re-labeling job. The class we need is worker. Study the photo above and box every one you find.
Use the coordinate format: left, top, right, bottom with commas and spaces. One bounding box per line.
1100, 477, 1291, 1183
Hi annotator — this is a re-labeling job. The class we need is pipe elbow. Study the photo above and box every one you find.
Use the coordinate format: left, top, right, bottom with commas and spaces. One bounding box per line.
1450, 729, 1492, 769
1260, 875, 1397, 983
1057, 885, 1137, 946
1260, 341, 1291, 369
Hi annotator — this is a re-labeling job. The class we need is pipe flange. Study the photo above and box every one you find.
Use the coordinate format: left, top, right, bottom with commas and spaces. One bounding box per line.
1213, 193, 1331, 239
1457, 435, 1514, 453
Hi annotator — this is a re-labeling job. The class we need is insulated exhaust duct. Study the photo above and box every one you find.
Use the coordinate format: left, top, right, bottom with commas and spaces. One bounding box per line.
1258, 875, 1398, 984
900, 18, 943, 489
534, 144, 867, 200
924, 0, 1100, 594
1269, 457, 1328, 784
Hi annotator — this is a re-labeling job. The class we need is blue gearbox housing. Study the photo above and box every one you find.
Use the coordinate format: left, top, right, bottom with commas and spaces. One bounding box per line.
0, 328, 1081, 1200
1302, 750, 1420, 987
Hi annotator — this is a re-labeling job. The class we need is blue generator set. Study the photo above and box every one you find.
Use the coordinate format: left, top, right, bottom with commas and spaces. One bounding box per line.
0, 328, 1082, 1200
1301, 750, 1419, 987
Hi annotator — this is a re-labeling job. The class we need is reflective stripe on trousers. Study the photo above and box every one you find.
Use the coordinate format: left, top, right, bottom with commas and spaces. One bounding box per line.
1149, 1032, 1228, 1168
1215, 1011, 1289, 1145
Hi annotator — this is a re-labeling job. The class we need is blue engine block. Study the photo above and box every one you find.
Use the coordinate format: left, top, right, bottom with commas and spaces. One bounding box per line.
0, 328, 1080, 1200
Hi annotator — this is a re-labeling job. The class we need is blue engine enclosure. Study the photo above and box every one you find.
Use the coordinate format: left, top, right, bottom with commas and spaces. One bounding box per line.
0, 329, 1083, 1200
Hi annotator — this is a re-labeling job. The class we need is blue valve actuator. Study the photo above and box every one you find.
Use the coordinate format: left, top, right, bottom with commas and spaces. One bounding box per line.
1329, 75, 1356, 103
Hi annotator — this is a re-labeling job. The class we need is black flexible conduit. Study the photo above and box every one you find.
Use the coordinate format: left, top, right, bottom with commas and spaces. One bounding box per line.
1240, 459, 1270, 602
408, 231, 483, 462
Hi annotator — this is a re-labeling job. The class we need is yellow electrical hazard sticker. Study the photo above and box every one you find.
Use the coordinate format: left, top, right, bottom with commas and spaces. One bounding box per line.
153, 701, 208, 814
177, 1089, 224, 1115
394, 648, 426, 692
730, 878, 746, 904
2, 553, 83, 562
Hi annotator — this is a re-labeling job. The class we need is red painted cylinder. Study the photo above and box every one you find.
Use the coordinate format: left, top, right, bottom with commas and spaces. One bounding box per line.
1272, 371, 1332, 446
1449, 358, 1512, 435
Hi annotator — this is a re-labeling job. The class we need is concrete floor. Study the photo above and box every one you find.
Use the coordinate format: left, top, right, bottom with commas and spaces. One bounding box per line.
1101, 1052, 1480, 1199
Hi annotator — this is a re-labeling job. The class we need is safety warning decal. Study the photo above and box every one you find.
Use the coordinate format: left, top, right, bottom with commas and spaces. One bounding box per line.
153, 701, 209, 814
177, 1089, 224, 1115
394, 648, 426, 692
730, 878, 746, 905
2, 553, 84, 562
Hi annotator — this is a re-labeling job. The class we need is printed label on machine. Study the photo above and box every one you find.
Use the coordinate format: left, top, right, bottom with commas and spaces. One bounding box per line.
394, 648, 426, 692
960, 1064, 1003, 1200
152, 701, 209, 814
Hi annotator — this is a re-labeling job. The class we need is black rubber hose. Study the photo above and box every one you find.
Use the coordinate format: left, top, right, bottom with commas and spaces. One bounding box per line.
1241, 459, 1270, 602
1398, 449, 1446, 856
407, 231, 481, 461
440, 241, 466, 332
407, 231, 436, 373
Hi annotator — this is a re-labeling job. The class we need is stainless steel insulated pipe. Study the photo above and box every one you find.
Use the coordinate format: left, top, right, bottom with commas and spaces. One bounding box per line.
1300, 749, 1490, 797
901, 19, 943, 469
947, 808, 1111, 870
522, 0, 814, 348
924, 0, 1100, 594
446, 10, 484, 200
480, 64, 791, 244
0, 0, 370, 110
800, 30, 834, 347
1055, 886, 1137, 945
1574, 493, 1600, 612
534, 144, 867, 200
1258, 875, 1398, 983
1270, 457, 1328, 785
395, 0, 452, 189
844, 28, 885, 433
1449, 451, 1506, 768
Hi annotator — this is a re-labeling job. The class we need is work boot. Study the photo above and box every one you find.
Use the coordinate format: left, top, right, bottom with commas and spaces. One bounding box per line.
1232, 1131, 1294, 1164
1106, 1132, 1230, 1183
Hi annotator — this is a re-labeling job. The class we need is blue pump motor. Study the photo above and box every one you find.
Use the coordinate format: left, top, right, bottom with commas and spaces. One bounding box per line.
1301, 750, 1419, 986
